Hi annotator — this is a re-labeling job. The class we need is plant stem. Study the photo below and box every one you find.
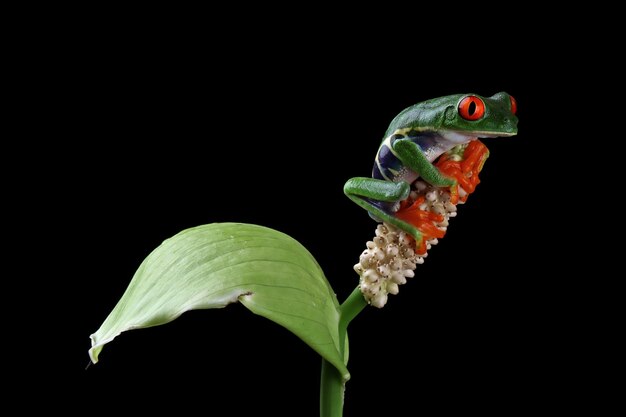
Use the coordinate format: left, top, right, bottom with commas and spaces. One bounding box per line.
320, 358, 345, 417
339, 286, 368, 353
319, 286, 368, 417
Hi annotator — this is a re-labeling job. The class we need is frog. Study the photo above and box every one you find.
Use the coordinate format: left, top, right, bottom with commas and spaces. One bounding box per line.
344, 92, 518, 251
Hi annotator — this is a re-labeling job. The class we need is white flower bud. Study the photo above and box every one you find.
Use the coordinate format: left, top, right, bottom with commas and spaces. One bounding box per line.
377, 264, 390, 277
386, 244, 399, 256
387, 283, 399, 295
402, 260, 416, 270
371, 293, 388, 308
359, 251, 373, 264
433, 204, 446, 216
373, 236, 386, 247
414, 181, 427, 192
391, 271, 406, 284
390, 259, 402, 271
363, 269, 380, 283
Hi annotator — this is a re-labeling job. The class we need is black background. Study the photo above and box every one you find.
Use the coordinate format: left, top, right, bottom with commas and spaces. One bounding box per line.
22, 22, 578, 415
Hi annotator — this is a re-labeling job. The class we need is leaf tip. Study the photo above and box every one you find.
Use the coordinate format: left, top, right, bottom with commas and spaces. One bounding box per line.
88, 333, 102, 364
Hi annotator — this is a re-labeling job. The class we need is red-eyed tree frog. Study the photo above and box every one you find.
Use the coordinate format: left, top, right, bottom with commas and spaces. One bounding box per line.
344, 92, 518, 250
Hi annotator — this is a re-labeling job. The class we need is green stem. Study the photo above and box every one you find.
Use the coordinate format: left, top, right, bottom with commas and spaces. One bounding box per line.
320, 359, 344, 417
339, 286, 368, 350
319, 286, 368, 417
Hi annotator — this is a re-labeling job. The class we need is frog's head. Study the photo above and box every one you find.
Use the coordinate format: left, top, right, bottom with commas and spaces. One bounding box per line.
439, 92, 518, 140
386, 92, 518, 144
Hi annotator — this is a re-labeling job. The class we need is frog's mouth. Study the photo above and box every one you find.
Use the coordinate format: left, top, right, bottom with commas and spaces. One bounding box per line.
473, 130, 517, 138
441, 129, 516, 144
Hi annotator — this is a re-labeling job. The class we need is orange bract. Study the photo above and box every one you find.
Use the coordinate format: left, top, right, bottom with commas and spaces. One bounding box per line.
395, 196, 445, 254
394, 140, 490, 255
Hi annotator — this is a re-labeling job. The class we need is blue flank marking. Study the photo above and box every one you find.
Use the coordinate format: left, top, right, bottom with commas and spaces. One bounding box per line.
373, 142, 401, 180
373, 132, 441, 181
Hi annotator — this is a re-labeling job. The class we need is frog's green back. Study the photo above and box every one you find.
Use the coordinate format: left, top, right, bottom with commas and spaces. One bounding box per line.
383, 94, 465, 138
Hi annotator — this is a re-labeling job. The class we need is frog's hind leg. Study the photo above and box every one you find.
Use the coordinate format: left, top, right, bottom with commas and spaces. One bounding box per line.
343, 177, 425, 247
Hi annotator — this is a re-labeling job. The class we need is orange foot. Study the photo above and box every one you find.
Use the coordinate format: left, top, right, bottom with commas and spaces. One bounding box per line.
436, 140, 490, 203
395, 196, 445, 255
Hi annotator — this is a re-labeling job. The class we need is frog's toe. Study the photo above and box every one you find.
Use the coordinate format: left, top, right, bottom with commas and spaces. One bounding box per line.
393, 197, 447, 255
435, 140, 490, 203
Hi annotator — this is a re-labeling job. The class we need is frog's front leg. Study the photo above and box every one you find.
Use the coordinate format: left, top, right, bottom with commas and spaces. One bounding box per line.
343, 178, 425, 245
392, 139, 457, 186
392, 139, 460, 202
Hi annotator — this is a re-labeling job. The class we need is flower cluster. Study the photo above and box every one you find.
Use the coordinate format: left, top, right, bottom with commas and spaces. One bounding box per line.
354, 140, 489, 307
354, 223, 421, 308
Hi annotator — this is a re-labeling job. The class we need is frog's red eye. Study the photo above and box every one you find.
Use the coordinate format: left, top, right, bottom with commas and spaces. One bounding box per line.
509, 95, 517, 114
458, 96, 485, 121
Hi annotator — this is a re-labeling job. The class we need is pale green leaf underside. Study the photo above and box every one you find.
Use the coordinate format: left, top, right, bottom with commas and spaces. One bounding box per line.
89, 223, 348, 380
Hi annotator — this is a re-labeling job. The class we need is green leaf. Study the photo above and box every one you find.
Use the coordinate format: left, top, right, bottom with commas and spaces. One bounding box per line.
89, 223, 349, 380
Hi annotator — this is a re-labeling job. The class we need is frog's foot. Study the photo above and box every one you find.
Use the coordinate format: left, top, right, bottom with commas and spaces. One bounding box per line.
436, 140, 490, 203
395, 196, 445, 255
